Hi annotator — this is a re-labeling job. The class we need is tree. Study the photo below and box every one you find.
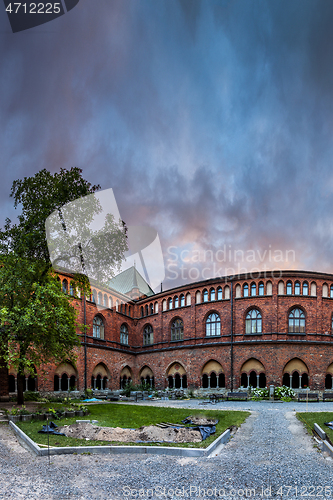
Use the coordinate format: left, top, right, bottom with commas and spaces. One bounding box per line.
0, 254, 79, 404
0, 168, 128, 403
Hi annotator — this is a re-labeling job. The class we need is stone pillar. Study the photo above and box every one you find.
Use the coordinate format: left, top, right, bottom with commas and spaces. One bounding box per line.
256, 374, 260, 388
93, 377, 96, 390
173, 375, 175, 389
208, 376, 211, 389
247, 374, 250, 388
201, 376, 204, 388
180, 377, 183, 389
15, 377, 17, 393
299, 374, 302, 389
25, 377, 28, 392
106, 378, 109, 390
216, 376, 219, 389
67, 377, 70, 391
289, 374, 292, 388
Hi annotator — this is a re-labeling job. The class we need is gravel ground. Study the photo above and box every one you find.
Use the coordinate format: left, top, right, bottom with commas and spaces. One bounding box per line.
1, 400, 333, 500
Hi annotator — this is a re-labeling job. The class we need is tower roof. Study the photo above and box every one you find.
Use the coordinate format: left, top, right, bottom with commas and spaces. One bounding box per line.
108, 266, 155, 298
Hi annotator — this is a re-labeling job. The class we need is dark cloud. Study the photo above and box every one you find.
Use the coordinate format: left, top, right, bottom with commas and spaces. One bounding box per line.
0, 0, 333, 289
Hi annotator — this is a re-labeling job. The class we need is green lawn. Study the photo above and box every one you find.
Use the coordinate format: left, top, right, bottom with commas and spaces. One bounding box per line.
17, 403, 250, 449
297, 412, 333, 443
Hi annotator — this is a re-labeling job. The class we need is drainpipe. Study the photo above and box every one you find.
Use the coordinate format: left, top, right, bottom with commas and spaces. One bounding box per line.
83, 291, 87, 391
230, 281, 234, 392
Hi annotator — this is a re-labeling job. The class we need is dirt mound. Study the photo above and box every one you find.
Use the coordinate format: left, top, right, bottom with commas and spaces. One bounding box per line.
184, 416, 218, 426
59, 422, 202, 443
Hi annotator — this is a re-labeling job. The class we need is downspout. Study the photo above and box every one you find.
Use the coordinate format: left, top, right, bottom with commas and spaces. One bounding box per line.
83, 291, 87, 391
230, 281, 234, 392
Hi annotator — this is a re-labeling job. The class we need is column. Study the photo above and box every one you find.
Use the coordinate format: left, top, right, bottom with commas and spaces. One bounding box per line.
173, 375, 175, 389
106, 378, 109, 390
14, 377, 17, 393
180, 376, 183, 389
256, 374, 260, 388
25, 377, 28, 392
247, 374, 250, 388
216, 376, 219, 389
208, 376, 211, 389
201, 376, 204, 388
93, 377, 96, 390
67, 377, 70, 391
289, 374, 292, 388
331, 376, 333, 390
299, 374, 302, 389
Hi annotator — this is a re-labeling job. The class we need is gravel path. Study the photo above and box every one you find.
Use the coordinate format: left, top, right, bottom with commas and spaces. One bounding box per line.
1, 401, 333, 499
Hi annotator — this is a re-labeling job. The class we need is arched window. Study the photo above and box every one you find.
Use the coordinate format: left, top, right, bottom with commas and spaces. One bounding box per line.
93, 316, 104, 339
243, 284, 249, 297
145, 304, 149, 316
174, 297, 179, 308
196, 291, 201, 304
168, 297, 173, 309
210, 289, 215, 301
140, 306, 144, 317
104, 294, 108, 307
171, 319, 184, 341
245, 309, 262, 334
120, 324, 129, 345
330, 285, 333, 299
303, 282, 309, 296
286, 281, 292, 295
180, 294, 185, 307
143, 325, 153, 345
251, 283, 256, 296
97, 292, 102, 305
206, 313, 221, 337
217, 287, 222, 300
92, 290, 96, 303
150, 303, 154, 315
288, 308, 305, 334
203, 290, 208, 302
62, 279, 68, 294
69, 282, 74, 296
294, 282, 300, 295
109, 297, 113, 309
258, 282, 264, 296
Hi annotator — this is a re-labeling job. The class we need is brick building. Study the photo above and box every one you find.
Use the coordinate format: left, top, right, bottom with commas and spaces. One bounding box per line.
5, 268, 333, 397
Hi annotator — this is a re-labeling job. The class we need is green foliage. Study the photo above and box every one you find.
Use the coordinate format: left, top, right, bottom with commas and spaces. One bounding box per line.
274, 386, 296, 400
251, 388, 269, 401
84, 388, 93, 399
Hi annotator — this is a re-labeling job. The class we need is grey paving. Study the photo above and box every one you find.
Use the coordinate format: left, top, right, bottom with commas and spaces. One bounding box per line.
1, 400, 333, 499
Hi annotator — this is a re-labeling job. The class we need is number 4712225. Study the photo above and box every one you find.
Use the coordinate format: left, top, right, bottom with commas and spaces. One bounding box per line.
5, 3, 61, 14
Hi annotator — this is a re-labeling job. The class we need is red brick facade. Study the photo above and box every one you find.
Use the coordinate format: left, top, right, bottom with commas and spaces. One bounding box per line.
7, 270, 333, 395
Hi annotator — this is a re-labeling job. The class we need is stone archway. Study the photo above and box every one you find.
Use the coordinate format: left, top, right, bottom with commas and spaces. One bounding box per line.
283, 359, 309, 389
240, 359, 266, 388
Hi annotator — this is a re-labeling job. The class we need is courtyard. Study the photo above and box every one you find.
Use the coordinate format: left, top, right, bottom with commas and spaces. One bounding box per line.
1, 399, 333, 499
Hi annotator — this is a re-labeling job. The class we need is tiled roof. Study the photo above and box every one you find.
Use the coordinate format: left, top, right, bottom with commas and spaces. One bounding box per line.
109, 266, 154, 298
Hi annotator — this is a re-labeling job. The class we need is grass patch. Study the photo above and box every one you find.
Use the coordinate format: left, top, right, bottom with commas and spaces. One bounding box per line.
17, 403, 249, 449
297, 412, 333, 442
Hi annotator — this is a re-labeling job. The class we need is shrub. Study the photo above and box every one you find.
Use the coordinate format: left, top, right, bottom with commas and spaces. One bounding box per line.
251, 388, 269, 401
274, 386, 295, 400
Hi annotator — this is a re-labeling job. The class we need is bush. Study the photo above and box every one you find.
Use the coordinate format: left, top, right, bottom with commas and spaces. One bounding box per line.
274, 386, 295, 400
251, 388, 269, 401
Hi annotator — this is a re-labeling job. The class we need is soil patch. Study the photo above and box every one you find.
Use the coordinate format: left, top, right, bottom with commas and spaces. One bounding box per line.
59, 422, 202, 443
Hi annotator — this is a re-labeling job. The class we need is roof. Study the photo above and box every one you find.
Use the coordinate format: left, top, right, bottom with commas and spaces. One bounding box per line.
108, 266, 155, 298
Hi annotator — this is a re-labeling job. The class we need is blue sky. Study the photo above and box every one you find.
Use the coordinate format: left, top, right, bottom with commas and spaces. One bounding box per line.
1, 0, 333, 290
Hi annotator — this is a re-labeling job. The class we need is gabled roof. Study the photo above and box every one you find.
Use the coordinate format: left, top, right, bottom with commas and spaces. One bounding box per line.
108, 266, 155, 298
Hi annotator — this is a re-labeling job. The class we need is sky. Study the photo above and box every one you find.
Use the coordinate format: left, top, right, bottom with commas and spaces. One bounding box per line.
1, 0, 333, 291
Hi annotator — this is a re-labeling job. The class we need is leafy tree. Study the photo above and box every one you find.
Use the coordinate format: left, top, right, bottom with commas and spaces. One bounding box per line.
0, 168, 128, 403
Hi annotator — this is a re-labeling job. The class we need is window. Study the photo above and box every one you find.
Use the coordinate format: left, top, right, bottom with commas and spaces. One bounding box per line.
180, 294, 185, 307
210, 289, 215, 301
286, 281, 292, 295
303, 282, 308, 295
251, 283, 256, 296
171, 319, 184, 341
120, 324, 129, 345
288, 308, 305, 333
330, 285, 333, 299
98, 292, 102, 305
145, 305, 149, 316
245, 309, 262, 334
104, 294, 108, 307
258, 282, 264, 296
206, 313, 221, 337
203, 290, 208, 302
93, 316, 104, 339
143, 325, 153, 345
174, 297, 179, 308
168, 297, 173, 309
243, 284, 249, 297
217, 287, 222, 300
295, 282, 300, 295
62, 279, 68, 294
92, 290, 96, 303
69, 282, 74, 296
150, 303, 154, 315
